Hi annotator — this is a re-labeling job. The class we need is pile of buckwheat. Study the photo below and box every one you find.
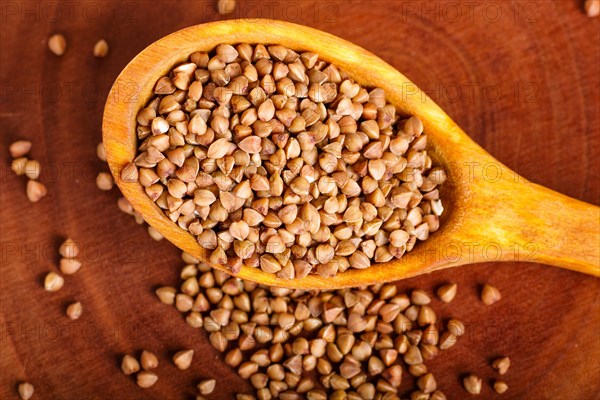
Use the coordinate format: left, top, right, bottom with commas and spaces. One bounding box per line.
159, 252, 459, 399
150, 251, 510, 399
125, 43, 446, 279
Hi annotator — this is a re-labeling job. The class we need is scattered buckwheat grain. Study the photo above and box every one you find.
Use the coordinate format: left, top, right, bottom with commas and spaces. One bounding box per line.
11, 158, 28, 175
24, 160, 41, 180
197, 379, 216, 395
141, 350, 159, 370
96, 143, 107, 161
585, 0, 600, 17
26, 180, 47, 202
93, 39, 109, 58
44, 272, 64, 292
66, 302, 83, 320
437, 283, 457, 303
9, 140, 32, 158
493, 380, 509, 394
217, 0, 236, 14
96, 172, 114, 191
121, 354, 140, 375
17, 382, 34, 400
173, 349, 194, 370
48, 34, 67, 56
59, 238, 79, 258
59, 258, 82, 275
492, 356, 510, 375
147, 226, 164, 241
481, 284, 501, 305
463, 374, 482, 395
136, 371, 158, 388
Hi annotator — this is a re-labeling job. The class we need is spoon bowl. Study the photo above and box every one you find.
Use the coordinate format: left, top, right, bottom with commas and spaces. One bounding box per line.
103, 19, 599, 289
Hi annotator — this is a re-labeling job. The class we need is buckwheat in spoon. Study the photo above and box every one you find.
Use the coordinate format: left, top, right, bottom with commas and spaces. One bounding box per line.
103, 20, 599, 290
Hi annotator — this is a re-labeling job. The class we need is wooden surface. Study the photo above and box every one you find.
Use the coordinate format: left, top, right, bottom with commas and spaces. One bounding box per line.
1, 0, 599, 398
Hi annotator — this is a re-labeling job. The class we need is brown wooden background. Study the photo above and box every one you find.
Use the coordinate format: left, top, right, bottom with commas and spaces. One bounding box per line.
1, 1, 599, 399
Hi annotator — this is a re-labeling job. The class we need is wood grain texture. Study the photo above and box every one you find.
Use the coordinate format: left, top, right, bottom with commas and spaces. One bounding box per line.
1, 1, 599, 399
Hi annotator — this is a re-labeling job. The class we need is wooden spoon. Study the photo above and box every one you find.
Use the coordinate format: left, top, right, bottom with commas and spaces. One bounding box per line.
103, 20, 599, 289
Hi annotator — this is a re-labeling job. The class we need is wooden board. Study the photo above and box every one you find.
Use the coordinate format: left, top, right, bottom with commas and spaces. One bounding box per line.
1, 1, 598, 398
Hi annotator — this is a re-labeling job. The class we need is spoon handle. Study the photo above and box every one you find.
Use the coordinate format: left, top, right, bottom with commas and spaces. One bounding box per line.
473, 179, 600, 276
